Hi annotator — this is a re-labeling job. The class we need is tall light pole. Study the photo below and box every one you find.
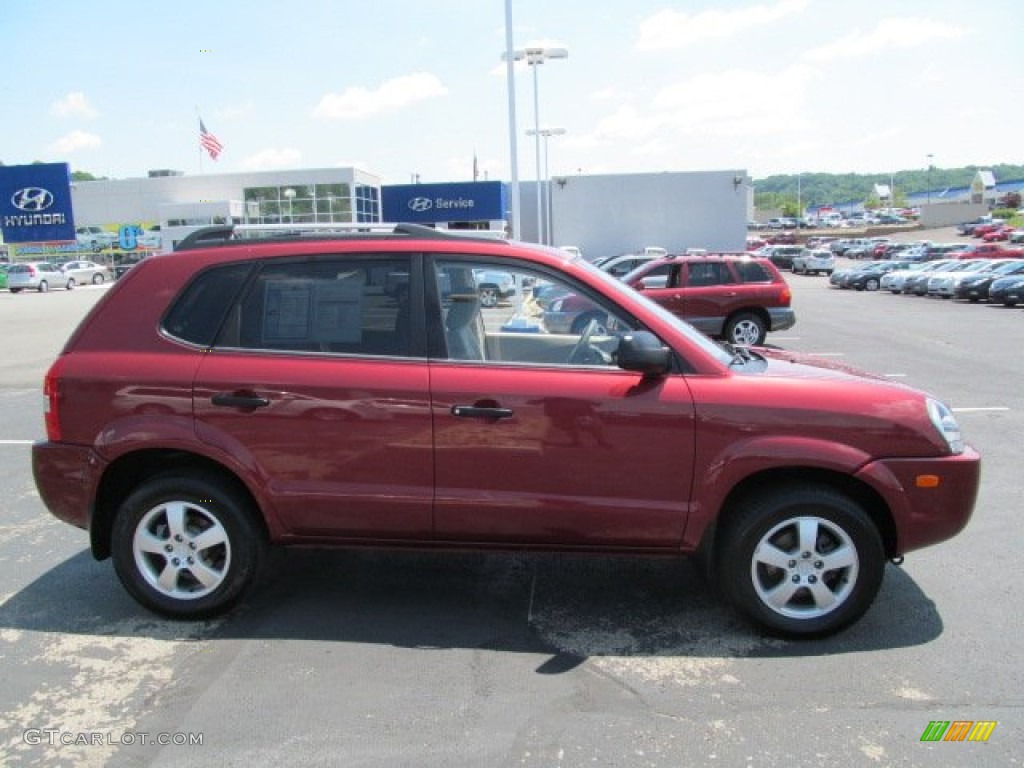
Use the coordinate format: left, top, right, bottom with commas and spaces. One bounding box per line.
526, 127, 566, 245
502, 1, 521, 239
504, 45, 568, 243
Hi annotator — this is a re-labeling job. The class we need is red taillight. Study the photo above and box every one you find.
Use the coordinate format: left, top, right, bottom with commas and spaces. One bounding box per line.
781, 286, 792, 305
43, 369, 62, 442
27, 265, 36, 276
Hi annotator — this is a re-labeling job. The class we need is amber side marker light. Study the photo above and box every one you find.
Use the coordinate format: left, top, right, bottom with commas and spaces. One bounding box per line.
915, 475, 941, 488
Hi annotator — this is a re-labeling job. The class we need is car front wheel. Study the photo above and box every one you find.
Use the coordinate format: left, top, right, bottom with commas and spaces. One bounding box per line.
66, 278, 76, 290
112, 472, 265, 619
38, 281, 49, 293
865, 277, 880, 291
724, 312, 767, 346
92, 273, 105, 285
717, 485, 884, 637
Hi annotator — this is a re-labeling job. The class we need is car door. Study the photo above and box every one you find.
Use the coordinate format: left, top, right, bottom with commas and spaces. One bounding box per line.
428, 256, 696, 548
678, 260, 742, 331
191, 253, 435, 539
631, 261, 685, 316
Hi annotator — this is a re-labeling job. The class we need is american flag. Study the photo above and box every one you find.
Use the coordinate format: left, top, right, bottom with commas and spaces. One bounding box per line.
199, 119, 224, 161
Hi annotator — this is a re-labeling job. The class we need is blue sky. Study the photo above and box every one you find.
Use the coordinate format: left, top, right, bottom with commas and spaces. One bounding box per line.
3, 0, 1022, 184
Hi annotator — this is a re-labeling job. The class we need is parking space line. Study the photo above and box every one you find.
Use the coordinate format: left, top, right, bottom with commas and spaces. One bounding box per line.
0, 440, 34, 445
952, 407, 1010, 413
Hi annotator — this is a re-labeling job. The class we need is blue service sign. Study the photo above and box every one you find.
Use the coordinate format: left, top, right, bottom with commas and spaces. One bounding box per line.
0, 162, 76, 243
382, 181, 506, 223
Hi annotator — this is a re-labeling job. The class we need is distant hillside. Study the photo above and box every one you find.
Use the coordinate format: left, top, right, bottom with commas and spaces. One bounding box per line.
754, 164, 1024, 210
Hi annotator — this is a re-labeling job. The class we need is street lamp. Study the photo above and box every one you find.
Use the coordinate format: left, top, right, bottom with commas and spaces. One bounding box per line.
526, 127, 566, 245
504, 44, 568, 243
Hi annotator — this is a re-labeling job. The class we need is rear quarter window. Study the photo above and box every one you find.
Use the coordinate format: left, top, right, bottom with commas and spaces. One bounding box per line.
162, 262, 254, 346
734, 261, 773, 283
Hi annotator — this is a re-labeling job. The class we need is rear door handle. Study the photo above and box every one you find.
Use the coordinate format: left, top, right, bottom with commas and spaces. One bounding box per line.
211, 392, 270, 409
451, 405, 514, 420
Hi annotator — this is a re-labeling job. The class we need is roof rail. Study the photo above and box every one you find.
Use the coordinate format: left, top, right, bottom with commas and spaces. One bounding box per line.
174, 222, 508, 251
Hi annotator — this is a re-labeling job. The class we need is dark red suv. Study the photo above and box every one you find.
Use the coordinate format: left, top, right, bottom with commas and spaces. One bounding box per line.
32, 224, 980, 637
622, 254, 795, 345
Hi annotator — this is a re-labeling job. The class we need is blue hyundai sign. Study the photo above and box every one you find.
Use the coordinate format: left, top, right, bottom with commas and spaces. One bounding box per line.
382, 181, 506, 224
0, 162, 76, 243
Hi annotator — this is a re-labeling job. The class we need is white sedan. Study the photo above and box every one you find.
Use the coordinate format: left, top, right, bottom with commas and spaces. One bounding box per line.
61, 260, 112, 286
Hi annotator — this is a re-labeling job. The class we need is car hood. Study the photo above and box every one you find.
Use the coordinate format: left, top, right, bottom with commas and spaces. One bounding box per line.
756, 347, 899, 386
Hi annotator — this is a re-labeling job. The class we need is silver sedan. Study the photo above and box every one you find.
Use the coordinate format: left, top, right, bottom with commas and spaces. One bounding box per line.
61, 260, 112, 286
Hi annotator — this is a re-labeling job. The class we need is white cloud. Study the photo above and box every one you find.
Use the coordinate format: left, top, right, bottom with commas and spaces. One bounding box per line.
50, 92, 98, 119
636, 0, 809, 51
241, 147, 302, 170
48, 130, 102, 154
312, 73, 447, 120
804, 17, 968, 61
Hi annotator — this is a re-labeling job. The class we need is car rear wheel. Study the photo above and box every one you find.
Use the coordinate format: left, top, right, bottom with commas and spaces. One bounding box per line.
92, 273, 105, 285
724, 312, 766, 346
66, 278, 76, 290
112, 473, 265, 619
38, 280, 48, 293
717, 485, 884, 637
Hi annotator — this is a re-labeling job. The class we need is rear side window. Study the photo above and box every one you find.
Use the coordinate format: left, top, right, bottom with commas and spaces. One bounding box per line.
219, 257, 413, 357
163, 263, 254, 346
685, 261, 735, 287
734, 261, 773, 283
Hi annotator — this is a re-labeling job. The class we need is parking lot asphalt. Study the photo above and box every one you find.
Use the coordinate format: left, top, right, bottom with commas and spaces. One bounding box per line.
0, 241, 1021, 767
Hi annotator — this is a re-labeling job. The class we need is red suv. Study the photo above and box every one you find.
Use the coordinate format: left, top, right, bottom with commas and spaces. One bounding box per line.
32, 224, 980, 637
622, 254, 795, 345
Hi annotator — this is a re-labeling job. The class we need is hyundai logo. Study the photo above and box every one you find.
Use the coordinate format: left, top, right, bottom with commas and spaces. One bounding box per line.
408, 197, 433, 212
11, 187, 55, 212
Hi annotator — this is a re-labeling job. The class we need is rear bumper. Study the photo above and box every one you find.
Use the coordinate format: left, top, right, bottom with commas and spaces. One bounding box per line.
31, 441, 104, 531
856, 446, 981, 555
767, 307, 796, 332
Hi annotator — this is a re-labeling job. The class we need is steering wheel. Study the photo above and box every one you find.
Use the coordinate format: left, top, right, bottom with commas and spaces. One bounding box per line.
567, 317, 611, 365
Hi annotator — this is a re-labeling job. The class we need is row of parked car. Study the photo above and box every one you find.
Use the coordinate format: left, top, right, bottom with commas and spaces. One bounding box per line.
0, 260, 112, 292
828, 257, 1024, 305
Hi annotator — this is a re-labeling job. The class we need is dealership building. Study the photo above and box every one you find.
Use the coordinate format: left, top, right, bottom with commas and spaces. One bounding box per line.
5, 164, 753, 259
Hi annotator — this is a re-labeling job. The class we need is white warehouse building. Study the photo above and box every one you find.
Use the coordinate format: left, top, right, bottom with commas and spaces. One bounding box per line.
60, 167, 750, 257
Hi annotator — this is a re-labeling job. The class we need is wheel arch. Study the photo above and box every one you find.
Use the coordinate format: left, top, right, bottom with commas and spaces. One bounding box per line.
91, 449, 269, 560
697, 467, 898, 577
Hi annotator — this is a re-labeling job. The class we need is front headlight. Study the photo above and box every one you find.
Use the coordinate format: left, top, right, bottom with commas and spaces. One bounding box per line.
927, 398, 964, 454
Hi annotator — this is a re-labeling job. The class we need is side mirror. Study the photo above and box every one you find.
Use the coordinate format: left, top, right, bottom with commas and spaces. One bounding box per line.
616, 331, 670, 376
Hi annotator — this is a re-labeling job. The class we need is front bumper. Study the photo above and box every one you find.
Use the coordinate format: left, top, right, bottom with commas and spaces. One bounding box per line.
855, 446, 981, 556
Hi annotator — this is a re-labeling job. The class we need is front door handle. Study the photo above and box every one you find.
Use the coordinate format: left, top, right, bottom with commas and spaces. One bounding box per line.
451, 405, 514, 420
211, 392, 270, 409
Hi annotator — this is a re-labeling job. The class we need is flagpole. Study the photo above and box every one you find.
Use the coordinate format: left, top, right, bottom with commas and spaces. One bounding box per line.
196, 106, 203, 174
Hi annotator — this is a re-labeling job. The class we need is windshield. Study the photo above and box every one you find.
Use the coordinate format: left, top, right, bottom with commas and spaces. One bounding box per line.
574, 258, 735, 366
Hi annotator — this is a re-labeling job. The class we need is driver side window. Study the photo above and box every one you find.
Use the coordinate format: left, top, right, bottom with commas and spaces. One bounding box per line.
433, 259, 632, 368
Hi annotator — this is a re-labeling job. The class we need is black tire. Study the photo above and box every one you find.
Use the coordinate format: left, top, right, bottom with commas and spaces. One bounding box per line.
111, 472, 265, 619
865, 277, 880, 292
717, 485, 885, 638
66, 278, 75, 290
38, 280, 49, 293
92, 273, 105, 285
724, 311, 767, 346
9, 288, 21, 294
